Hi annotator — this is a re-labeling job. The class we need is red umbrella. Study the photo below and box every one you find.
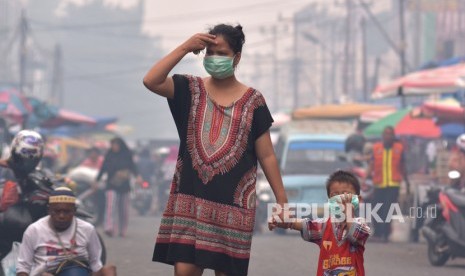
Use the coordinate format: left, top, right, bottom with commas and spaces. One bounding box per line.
396, 113, 441, 138
372, 64, 465, 99
364, 109, 441, 138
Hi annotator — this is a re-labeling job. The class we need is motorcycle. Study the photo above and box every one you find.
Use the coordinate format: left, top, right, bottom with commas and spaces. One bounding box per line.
66, 166, 103, 225
0, 169, 107, 275
421, 170, 465, 266
132, 180, 153, 216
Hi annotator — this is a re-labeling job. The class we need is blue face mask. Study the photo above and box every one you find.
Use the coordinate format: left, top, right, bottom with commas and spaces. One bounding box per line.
203, 55, 235, 79
328, 194, 359, 216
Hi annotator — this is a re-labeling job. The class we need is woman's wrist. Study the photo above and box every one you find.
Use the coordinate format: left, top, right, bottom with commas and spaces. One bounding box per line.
276, 197, 288, 205
176, 44, 191, 56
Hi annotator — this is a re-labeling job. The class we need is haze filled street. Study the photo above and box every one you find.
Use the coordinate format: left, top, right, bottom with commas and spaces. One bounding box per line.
101, 212, 465, 275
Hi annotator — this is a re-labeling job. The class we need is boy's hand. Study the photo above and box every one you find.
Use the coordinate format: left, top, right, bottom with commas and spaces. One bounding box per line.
340, 193, 355, 226
268, 217, 293, 231
268, 217, 278, 231
267, 206, 293, 231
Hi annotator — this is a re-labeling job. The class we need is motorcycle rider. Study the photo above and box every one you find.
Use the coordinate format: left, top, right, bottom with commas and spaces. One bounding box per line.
420, 134, 465, 266
0, 130, 44, 180
0, 130, 46, 261
16, 187, 116, 276
447, 134, 465, 190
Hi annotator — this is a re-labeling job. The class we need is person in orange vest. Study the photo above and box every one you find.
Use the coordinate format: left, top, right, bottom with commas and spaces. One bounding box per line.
365, 126, 410, 242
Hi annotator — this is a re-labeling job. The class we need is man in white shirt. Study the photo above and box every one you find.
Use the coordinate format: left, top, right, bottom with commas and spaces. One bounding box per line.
16, 187, 116, 276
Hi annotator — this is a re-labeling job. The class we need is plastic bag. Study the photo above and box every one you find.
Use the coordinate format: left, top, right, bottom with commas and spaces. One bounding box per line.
109, 169, 131, 187
1, 242, 20, 276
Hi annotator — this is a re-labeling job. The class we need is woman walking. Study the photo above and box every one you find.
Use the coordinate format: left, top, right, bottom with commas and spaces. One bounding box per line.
143, 24, 288, 276
96, 137, 141, 237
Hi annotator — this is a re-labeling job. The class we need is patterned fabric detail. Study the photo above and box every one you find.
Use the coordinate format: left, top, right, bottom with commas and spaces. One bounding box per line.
347, 217, 372, 246
301, 218, 326, 245
156, 193, 255, 259
170, 158, 183, 193
233, 167, 257, 209
186, 76, 266, 184
202, 101, 232, 154
302, 218, 371, 247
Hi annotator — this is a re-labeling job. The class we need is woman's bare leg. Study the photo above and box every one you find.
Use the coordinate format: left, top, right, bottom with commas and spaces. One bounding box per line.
214, 270, 227, 276
174, 262, 203, 276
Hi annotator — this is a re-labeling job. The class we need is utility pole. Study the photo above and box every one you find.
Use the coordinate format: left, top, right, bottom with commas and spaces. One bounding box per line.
342, 0, 353, 102
413, 0, 422, 68
252, 53, 263, 92
358, 0, 412, 71
372, 56, 381, 94
321, 37, 327, 104
271, 25, 279, 112
361, 17, 368, 102
19, 9, 27, 95
292, 15, 300, 109
51, 43, 63, 106
399, 0, 407, 107
330, 23, 337, 104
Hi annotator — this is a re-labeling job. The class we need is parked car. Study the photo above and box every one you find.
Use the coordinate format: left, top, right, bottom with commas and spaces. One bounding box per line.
256, 120, 354, 233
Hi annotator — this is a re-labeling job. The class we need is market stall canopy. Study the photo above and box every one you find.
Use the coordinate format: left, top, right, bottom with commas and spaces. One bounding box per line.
26, 97, 96, 128
283, 119, 355, 136
372, 63, 465, 99
40, 109, 97, 128
419, 97, 465, 124
440, 123, 465, 139
292, 103, 394, 120
0, 89, 32, 124
105, 123, 133, 135
40, 116, 118, 137
364, 108, 441, 138
419, 55, 465, 70
359, 109, 397, 123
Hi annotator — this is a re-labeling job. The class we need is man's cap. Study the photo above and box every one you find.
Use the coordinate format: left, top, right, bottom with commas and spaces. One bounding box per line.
49, 187, 76, 204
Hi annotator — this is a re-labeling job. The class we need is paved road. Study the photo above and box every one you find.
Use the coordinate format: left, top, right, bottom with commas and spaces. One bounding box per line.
100, 212, 465, 275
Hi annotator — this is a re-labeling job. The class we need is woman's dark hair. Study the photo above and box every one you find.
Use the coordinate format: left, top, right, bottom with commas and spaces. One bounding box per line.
325, 170, 361, 197
208, 24, 245, 54
108, 137, 132, 158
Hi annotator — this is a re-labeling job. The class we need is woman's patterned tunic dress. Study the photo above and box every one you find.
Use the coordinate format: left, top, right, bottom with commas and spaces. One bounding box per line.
152, 74, 273, 275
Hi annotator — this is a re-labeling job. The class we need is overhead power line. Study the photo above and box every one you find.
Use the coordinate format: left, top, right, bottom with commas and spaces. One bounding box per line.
29, 0, 312, 31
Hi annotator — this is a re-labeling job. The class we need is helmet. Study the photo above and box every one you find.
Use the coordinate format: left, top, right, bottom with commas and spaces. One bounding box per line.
457, 134, 465, 152
8, 130, 44, 175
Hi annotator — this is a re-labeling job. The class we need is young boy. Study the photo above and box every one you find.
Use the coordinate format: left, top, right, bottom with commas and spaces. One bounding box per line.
269, 170, 372, 275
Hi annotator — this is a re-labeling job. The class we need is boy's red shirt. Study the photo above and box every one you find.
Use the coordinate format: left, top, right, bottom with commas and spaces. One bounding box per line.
317, 218, 365, 276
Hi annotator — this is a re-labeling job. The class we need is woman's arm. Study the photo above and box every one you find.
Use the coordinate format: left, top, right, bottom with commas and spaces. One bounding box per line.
255, 131, 288, 206
95, 158, 108, 182
143, 33, 217, 99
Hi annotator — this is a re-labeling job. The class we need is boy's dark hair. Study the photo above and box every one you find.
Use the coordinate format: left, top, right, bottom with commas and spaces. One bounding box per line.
325, 170, 361, 197
208, 24, 245, 54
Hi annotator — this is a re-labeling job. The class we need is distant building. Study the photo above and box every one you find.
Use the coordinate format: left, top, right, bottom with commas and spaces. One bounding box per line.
291, 0, 465, 108
0, 0, 23, 89
3, 0, 186, 139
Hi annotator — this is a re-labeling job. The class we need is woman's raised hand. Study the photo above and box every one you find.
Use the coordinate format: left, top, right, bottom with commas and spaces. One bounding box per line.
181, 33, 217, 54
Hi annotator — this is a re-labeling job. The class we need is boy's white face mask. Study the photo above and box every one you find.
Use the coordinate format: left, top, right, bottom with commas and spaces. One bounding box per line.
328, 194, 359, 215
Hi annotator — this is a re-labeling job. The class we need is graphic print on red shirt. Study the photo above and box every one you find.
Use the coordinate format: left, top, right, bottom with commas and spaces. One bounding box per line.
317, 218, 365, 276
